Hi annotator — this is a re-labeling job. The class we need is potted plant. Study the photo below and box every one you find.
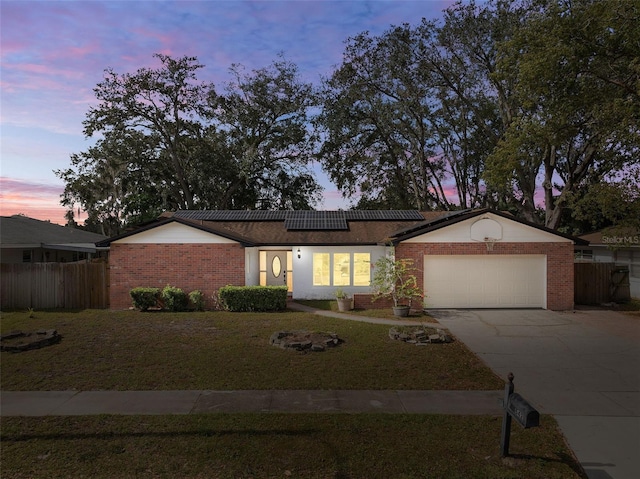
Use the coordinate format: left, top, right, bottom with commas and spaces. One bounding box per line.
335, 287, 352, 312
371, 257, 423, 317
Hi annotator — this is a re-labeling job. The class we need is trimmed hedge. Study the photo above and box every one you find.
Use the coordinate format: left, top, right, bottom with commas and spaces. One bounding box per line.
130, 287, 160, 311
218, 286, 288, 312
161, 285, 189, 312
189, 290, 206, 311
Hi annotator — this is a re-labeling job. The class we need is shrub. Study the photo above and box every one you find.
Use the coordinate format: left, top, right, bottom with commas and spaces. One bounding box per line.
161, 285, 189, 312
130, 287, 160, 311
371, 257, 424, 308
189, 290, 206, 311
218, 285, 288, 312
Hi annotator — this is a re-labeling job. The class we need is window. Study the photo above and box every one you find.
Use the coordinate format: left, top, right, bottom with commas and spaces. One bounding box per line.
353, 253, 371, 286
333, 253, 350, 286
22, 250, 31, 263
313, 252, 371, 286
313, 253, 330, 286
285, 251, 293, 291
259, 251, 267, 286
574, 249, 593, 261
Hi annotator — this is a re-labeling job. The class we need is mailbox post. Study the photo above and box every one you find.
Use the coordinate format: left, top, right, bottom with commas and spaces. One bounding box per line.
500, 372, 540, 457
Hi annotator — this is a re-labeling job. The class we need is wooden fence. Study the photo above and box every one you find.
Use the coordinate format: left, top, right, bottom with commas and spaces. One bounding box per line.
574, 262, 630, 305
1, 262, 109, 309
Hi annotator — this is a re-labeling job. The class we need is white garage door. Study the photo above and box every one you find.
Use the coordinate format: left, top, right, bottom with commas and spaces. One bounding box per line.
424, 255, 546, 308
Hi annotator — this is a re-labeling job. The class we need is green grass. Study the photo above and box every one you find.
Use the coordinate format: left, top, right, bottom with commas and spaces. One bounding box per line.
0, 414, 585, 479
618, 297, 640, 315
0, 309, 585, 478
0, 309, 502, 391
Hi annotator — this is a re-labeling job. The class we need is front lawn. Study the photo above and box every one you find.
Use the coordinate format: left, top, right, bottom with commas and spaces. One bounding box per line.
0, 414, 585, 479
0, 309, 502, 391
0, 309, 586, 478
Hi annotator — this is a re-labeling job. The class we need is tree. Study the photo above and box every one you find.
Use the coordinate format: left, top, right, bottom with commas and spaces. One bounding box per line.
57, 129, 163, 236
58, 54, 321, 234
204, 58, 322, 209
371, 256, 423, 308
316, 25, 451, 210
315, 2, 523, 211
487, 0, 640, 228
562, 173, 640, 235
83, 54, 211, 211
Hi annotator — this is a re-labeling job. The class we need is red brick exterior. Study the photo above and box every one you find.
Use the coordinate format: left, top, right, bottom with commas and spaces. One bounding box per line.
108, 243, 245, 309
354, 242, 574, 311
393, 242, 575, 311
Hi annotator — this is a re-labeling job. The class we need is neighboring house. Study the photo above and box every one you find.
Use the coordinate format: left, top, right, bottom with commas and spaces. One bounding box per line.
576, 230, 640, 298
0, 215, 108, 263
97, 208, 585, 311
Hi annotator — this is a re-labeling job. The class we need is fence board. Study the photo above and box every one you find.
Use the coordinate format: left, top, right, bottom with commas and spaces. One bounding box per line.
0, 262, 109, 309
574, 262, 631, 305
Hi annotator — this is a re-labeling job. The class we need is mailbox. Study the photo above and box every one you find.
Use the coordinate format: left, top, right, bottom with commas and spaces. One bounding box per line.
507, 393, 539, 429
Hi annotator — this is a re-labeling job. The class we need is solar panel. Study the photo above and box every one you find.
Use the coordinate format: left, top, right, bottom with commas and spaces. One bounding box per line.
174, 210, 287, 221
173, 209, 424, 230
284, 211, 348, 230
344, 210, 424, 221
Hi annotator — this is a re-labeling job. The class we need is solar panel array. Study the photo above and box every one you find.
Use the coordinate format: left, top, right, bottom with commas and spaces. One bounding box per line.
174, 210, 287, 221
173, 210, 424, 230
284, 211, 348, 230
344, 210, 424, 221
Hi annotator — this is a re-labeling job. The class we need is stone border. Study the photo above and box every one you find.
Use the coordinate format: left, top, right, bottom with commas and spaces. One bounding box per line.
270, 330, 342, 352
389, 326, 453, 345
0, 330, 62, 353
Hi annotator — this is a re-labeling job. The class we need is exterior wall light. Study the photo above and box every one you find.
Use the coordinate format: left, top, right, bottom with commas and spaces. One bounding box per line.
297, 248, 301, 259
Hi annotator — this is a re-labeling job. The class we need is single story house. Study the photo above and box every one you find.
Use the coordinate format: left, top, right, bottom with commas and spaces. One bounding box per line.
1, 215, 108, 263
97, 208, 586, 310
576, 229, 640, 298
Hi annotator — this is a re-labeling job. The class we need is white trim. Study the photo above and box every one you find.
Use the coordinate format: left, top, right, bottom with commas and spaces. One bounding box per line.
404, 212, 571, 243
113, 222, 238, 244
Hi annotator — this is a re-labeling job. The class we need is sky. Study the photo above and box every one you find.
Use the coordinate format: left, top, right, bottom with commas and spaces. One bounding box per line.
1, 0, 457, 225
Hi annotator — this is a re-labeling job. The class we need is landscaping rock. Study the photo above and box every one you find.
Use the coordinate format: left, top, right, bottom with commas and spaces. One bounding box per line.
270, 331, 343, 352
1, 329, 61, 352
388, 326, 453, 345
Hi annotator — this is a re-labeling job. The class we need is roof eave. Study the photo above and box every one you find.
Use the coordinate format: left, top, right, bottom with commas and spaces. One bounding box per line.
392, 208, 589, 245
96, 218, 256, 247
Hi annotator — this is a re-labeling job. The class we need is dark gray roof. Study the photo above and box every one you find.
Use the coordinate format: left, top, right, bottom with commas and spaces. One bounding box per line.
99, 208, 585, 247
0, 215, 107, 246
173, 210, 424, 231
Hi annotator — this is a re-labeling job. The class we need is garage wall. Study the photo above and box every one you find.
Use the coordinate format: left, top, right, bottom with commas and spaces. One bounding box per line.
395, 242, 575, 310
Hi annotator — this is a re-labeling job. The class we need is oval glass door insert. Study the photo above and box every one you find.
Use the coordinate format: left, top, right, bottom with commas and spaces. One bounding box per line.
272, 255, 282, 278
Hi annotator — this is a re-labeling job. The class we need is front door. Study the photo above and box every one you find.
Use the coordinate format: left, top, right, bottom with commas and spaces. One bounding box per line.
263, 250, 292, 292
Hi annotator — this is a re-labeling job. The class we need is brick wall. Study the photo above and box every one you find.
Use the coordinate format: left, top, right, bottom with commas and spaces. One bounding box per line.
390, 242, 575, 311
109, 243, 245, 309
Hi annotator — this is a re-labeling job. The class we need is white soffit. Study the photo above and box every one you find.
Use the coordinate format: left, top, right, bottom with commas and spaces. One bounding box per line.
403, 213, 571, 243
113, 222, 238, 244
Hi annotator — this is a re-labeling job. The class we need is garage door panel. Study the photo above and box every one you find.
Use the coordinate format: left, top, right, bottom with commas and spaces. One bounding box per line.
424, 255, 546, 309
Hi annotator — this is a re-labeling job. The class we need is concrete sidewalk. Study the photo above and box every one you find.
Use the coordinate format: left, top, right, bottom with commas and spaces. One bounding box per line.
286, 300, 427, 325
0, 389, 504, 416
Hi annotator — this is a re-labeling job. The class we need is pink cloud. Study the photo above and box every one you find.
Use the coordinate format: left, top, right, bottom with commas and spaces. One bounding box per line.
0, 177, 71, 225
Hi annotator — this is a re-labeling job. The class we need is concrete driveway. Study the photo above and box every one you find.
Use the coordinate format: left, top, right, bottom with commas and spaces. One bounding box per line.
431, 308, 640, 479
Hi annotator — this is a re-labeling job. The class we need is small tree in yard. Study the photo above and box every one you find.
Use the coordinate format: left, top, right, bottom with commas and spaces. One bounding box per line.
371, 257, 424, 310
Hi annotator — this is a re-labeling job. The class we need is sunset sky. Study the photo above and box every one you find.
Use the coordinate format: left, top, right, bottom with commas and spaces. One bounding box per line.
1, 0, 456, 225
